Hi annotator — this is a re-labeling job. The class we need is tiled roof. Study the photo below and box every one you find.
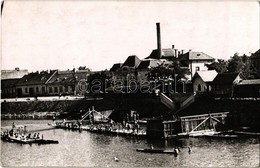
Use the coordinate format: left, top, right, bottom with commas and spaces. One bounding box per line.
137, 59, 160, 69
1, 69, 28, 80
179, 51, 215, 61
1, 79, 20, 88
122, 55, 141, 68
212, 73, 245, 85
238, 79, 260, 85
16, 70, 57, 86
110, 63, 122, 71
195, 70, 218, 82
47, 70, 90, 85
146, 49, 176, 59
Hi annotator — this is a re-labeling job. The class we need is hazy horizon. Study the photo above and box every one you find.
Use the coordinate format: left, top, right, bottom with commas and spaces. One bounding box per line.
2, 1, 259, 72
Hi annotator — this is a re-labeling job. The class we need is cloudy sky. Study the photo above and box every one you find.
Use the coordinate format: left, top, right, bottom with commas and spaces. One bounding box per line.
1, 1, 259, 72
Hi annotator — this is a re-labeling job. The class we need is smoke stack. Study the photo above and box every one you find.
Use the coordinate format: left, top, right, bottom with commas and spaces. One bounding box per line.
172, 45, 175, 49
156, 23, 162, 59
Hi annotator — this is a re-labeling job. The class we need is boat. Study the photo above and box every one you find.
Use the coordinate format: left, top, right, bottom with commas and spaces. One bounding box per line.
34, 139, 59, 144
205, 134, 238, 139
136, 148, 177, 154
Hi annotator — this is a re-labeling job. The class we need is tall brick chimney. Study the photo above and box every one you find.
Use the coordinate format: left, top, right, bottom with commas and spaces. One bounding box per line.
156, 23, 162, 59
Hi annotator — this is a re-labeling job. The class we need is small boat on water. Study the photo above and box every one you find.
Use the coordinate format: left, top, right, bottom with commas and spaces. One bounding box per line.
34, 139, 59, 144
205, 134, 238, 139
136, 148, 177, 154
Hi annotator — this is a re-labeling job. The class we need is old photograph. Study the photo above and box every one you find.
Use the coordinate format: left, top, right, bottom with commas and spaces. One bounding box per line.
1, 0, 260, 167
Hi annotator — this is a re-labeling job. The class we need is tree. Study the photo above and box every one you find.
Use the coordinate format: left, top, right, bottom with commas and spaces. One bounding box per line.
148, 61, 190, 81
227, 53, 254, 79
206, 59, 228, 73
227, 53, 243, 73
88, 70, 112, 93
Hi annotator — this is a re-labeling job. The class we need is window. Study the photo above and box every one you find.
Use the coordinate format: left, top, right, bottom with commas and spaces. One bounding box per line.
49, 87, 53, 93
25, 88, 28, 93
65, 86, 68, 92
195, 66, 200, 71
54, 87, 58, 93
42, 87, 45, 93
59, 86, 63, 92
198, 84, 202, 91
36, 87, 39, 93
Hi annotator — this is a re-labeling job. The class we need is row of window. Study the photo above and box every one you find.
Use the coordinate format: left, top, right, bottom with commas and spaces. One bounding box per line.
23, 86, 72, 94
2, 89, 16, 95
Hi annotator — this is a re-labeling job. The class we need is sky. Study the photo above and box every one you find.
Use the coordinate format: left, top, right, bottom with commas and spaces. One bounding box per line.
1, 1, 259, 72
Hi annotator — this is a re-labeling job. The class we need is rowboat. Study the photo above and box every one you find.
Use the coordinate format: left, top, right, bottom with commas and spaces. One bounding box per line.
34, 139, 59, 144
205, 134, 238, 139
136, 148, 177, 154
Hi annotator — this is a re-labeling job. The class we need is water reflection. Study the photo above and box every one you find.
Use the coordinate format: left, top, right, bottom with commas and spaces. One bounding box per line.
1, 120, 259, 167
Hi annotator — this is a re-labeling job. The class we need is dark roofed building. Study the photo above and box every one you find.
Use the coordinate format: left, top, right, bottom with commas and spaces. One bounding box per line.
15, 70, 57, 97
234, 79, 260, 98
46, 70, 90, 96
110, 63, 122, 72
1, 79, 20, 98
121, 55, 141, 70
137, 59, 160, 70
147, 48, 176, 59
211, 72, 246, 97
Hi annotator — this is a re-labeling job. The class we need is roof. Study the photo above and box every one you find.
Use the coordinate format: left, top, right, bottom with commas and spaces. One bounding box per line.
110, 63, 122, 72
47, 70, 90, 85
146, 49, 176, 59
194, 70, 218, 82
251, 49, 260, 59
122, 55, 141, 68
1, 69, 28, 80
1, 79, 20, 88
16, 70, 57, 86
212, 73, 245, 85
237, 79, 260, 85
179, 51, 215, 61
137, 59, 160, 69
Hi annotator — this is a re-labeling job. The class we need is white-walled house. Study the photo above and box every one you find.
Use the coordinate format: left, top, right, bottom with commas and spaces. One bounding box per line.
192, 70, 218, 94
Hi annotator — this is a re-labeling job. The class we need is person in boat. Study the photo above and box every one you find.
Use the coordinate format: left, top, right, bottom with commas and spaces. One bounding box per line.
36, 133, 40, 139
12, 121, 16, 129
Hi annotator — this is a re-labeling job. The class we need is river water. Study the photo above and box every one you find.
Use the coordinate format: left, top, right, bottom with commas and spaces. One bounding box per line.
1, 120, 259, 167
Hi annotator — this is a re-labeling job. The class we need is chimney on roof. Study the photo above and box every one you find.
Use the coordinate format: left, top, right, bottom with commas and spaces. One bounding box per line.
156, 23, 162, 59
172, 45, 175, 49
181, 49, 184, 55
175, 49, 178, 58
15, 67, 19, 71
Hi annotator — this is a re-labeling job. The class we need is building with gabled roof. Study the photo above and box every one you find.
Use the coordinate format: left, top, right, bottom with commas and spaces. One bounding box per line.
110, 63, 123, 72
15, 70, 57, 97
46, 70, 91, 96
1, 68, 28, 80
192, 70, 218, 94
178, 50, 215, 80
234, 79, 260, 98
211, 72, 246, 97
121, 55, 141, 70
